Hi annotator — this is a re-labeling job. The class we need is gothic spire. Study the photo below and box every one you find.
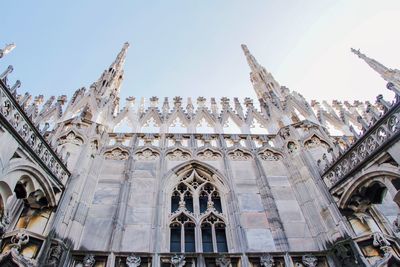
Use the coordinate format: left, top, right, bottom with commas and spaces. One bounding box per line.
109, 42, 130, 75
241, 44, 262, 74
241, 44, 284, 101
94, 42, 130, 99
351, 48, 400, 96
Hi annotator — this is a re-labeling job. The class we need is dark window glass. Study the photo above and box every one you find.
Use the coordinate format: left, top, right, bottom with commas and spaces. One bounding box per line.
216, 227, 228, 252
170, 226, 181, 252
185, 224, 195, 252
171, 195, 180, 213
212, 195, 222, 213
184, 194, 193, 212
199, 194, 208, 213
202, 224, 213, 252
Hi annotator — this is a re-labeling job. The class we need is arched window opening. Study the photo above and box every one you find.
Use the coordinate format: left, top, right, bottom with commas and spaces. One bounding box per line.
392, 178, 400, 191
185, 222, 195, 252
201, 223, 213, 252
199, 191, 208, 214
212, 192, 222, 213
366, 182, 387, 204
170, 223, 181, 252
171, 191, 180, 213
201, 214, 228, 253
168, 167, 229, 253
184, 192, 193, 213
215, 223, 228, 252
14, 181, 27, 199
170, 214, 195, 253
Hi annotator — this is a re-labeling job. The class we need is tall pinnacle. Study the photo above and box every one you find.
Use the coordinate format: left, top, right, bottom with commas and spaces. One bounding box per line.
351, 48, 400, 96
109, 42, 130, 73
95, 42, 130, 98
241, 44, 262, 73
241, 44, 284, 101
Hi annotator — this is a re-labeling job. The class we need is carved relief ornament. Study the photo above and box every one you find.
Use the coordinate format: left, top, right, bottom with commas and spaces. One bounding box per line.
227, 148, 252, 160
258, 148, 283, 161
134, 147, 159, 160
166, 148, 191, 161
104, 147, 129, 160
196, 148, 222, 160
304, 135, 329, 149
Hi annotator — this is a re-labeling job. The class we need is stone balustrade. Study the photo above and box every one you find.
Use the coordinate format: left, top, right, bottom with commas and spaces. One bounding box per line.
322, 94, 400, 189
0, 67, 70, 185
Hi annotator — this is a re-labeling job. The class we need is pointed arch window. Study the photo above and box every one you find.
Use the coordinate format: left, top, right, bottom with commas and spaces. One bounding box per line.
169, 168, 228, 253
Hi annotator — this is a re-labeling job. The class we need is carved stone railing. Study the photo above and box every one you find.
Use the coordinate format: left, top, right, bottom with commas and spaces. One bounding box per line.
0, 68, 70, 187
322, 96, 400, 189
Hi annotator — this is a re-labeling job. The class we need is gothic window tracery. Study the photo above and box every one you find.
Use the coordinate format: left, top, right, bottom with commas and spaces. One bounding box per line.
169, 168, 228, 253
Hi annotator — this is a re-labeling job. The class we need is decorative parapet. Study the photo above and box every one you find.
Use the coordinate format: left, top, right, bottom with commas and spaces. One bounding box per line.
0, 67, 70, 187
322, 94, 400, 189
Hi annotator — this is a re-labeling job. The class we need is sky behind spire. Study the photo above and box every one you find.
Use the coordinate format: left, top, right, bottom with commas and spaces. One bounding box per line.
1, 1, 399, 103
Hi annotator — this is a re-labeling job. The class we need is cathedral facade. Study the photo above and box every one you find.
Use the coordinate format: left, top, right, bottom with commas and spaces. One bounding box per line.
0, 42, 399, 267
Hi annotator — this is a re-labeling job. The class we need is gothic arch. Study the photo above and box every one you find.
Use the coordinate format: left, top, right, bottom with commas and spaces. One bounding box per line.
2, 161, 58, 208
161, 160, 226, 190
338, 166, 400, 210
56, 129, 86, 146
0, 181, 13, 212
303, 133, 331, 149
159, 160, 235, 253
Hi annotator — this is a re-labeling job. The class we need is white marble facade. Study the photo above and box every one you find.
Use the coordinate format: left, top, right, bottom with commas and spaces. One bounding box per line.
0, 43, 399, 267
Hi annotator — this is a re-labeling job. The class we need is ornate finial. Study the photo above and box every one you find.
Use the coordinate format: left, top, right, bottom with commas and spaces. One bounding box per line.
241, 44, 284, 101
350, 48, 364, 58
0, 43, 16, 59
0, 65, 13, 81
351, 48, 400, 96
241, 44, 261, 73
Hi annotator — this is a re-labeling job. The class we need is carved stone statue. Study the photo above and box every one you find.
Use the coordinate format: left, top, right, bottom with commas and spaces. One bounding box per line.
302, 254, 318, 267
216, 255, 231, 267
47, 243, 63, 266
171, 254, 185, 267
393, 214, 400, 237
0, 212, 10, 237
260, 254, 274, 267
0, 230, 35, 266
82, 254, 96, 267
0, 43, 16, 59
126, 254, 141, 267
11, 230, 30, 250
372, 232, 391, 249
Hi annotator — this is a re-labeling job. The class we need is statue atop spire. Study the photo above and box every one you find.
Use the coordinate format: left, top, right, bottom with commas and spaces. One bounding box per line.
0, 43, 16, 59
241, 44, 285, 101
351, 48, 400, 96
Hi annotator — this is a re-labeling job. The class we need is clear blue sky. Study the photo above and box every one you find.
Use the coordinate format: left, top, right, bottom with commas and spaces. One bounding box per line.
1, 1, 399, 103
